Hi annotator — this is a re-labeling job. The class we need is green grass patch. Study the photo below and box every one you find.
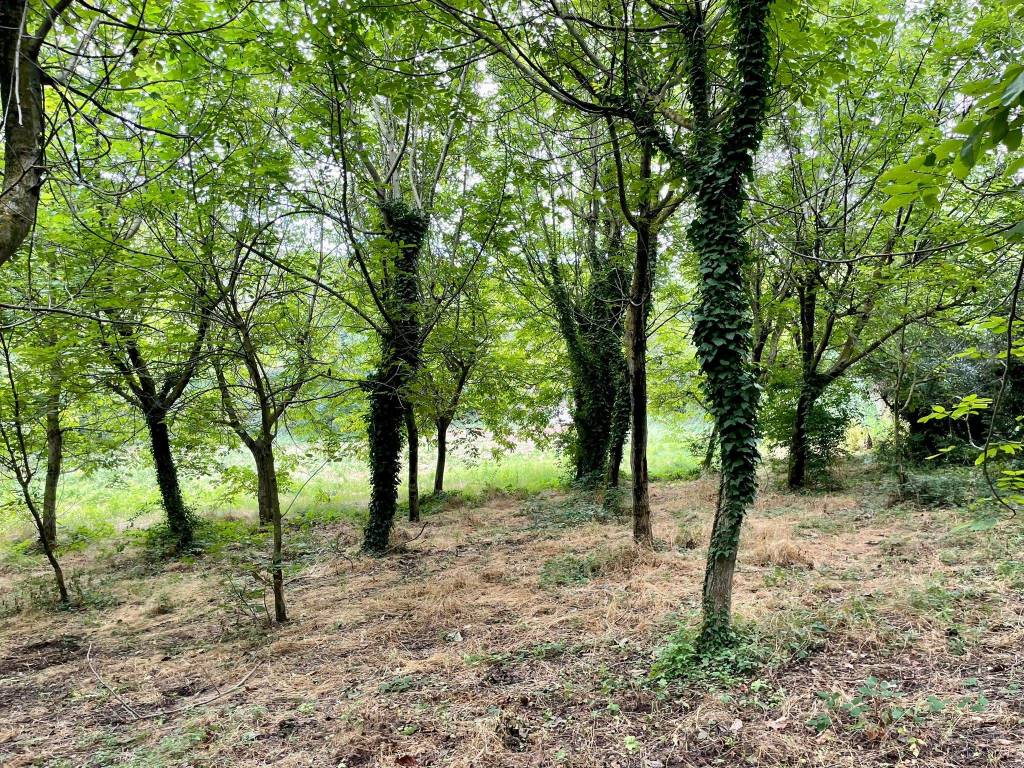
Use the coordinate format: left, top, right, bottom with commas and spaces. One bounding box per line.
540, 554, 595, 587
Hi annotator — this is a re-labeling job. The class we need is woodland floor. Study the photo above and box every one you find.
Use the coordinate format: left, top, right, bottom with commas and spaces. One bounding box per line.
1, 475, 1023, 767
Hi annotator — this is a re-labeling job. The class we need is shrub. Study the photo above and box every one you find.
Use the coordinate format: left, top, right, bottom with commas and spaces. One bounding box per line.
885, 469, 977, 508
651, 622, 775, 686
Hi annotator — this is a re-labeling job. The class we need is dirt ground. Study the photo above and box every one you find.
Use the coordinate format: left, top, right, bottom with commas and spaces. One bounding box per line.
1, 476, 1022, 767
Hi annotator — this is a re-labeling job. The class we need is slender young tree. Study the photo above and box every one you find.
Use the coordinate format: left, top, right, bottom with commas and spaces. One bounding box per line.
607, 133, 684, 543
0, 319, 68, 604
210, 236, 330, 623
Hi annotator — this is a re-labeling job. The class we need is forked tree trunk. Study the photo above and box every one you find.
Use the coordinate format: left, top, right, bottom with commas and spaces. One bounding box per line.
144, 408, 192, 550
251, 441, 286, 623
406, 408, 420, 522
434, 416, 450, 494
627, 215, 654, 547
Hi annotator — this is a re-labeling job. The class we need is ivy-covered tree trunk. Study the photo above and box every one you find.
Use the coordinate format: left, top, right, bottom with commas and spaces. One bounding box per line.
573, 385, 616, 484
548, 234, 630, 488
683, 0, 774, 650
144, 407, 192, 550
434, 416, 450, 494
605, 365, 630, 488
363, 199, 428, 554
406, 408, 420, 522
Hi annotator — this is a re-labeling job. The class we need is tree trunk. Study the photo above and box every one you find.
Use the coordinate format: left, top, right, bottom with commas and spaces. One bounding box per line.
363, 199, 426, 554
251, 441, 286, 623
25, 491, 68, 604
406, 407, 420, 522
434, 416, 450, 494
364, 364, 405, 554
627, 211, 654, 547
144, 408, 192, 551
41, 390, 62, 547
0, 1, 46, 269
573, 393, 613, 486
605, 364, 630, 489
702, 422, 719, 473
787, 385, 817, 490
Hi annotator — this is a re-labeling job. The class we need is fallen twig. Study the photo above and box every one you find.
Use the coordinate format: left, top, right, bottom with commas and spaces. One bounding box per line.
87, 641, 262, 724
86, 642, 139, 720
128, 661, 262, 723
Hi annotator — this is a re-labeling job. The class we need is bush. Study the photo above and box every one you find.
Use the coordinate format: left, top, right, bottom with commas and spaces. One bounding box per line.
885, 469, 977, 508
651, 621, 775, 686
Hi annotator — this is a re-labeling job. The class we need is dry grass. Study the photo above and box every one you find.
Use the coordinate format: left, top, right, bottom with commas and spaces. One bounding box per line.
0, 477, 1022, 767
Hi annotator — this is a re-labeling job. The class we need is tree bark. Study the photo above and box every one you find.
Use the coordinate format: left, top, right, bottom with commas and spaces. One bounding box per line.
605, 364, 630, 489
24, 490, 68, 604
251, 441, 286, 623
363, 200, 427, 554
679, 0, 772, 650
434, 416, 450, 494
787, 385, 818, 489
144, 408, 192, 550
406, 407, 420, 522
626, 150, 655, 547
0, 1, 46, 269
702, 422, 719, 473
41, 389, 62, 547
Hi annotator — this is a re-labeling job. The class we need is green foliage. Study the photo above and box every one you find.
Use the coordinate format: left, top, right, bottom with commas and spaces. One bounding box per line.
651, 622, 775, 687
761, 380, 853, 487
886, 470, 978, 509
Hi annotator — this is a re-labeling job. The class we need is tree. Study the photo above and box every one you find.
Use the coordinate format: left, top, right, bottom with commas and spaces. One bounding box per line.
409, 288, 491, 499
0, 0, 62, 269
506, 115, 632, 490
607, 131, 684, 543
210, 235, 331, 623
0, 315, 69, 603
287, 1, 487, 553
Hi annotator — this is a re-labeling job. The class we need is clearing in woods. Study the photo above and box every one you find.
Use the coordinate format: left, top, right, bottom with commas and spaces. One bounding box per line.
1, 476, 1022, 767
